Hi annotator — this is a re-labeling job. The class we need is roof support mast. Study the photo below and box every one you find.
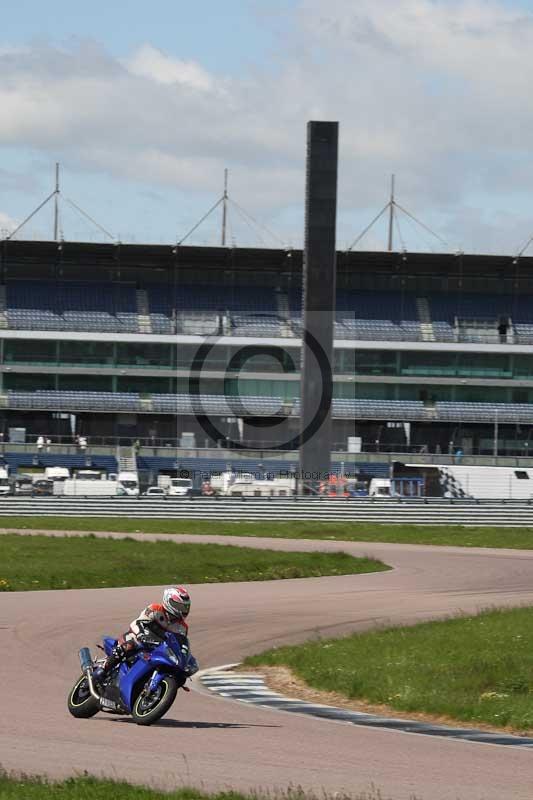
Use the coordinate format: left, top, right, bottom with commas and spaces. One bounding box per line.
3, 162, 115, 242
221, 168, 228, 246
348, 173, 449, 252
387, 174, 395, 252
54, 162, 60, 242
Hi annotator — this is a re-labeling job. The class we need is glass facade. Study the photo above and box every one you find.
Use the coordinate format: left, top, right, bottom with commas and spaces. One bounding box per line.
117, 343, 172, 368
3, 339, 533, 379
3, 338, 533, 404
2, 340, 301, 374
4, 339, 57, 364
4, 372, 55, 390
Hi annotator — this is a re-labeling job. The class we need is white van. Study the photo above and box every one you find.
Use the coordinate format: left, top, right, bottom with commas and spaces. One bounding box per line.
0, 465, 10, 495
167, 478, 193, 496
117, 471, 139, 497
44, 466, 70, 482
369, 478, 392, 498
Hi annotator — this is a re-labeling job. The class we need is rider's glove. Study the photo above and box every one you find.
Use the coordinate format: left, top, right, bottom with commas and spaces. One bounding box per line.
103, 642, 126, 671
109, 643, 125, 660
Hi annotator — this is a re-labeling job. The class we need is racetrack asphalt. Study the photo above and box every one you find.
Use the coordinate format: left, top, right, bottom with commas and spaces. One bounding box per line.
2, 531, 533, 799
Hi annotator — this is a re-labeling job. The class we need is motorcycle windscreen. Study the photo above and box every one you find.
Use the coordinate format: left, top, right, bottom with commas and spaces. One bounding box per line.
166, 633, 189, 668
168, 635, 197, 673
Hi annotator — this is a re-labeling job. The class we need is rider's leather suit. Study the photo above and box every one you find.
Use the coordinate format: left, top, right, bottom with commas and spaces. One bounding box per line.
103, 603, 189, 671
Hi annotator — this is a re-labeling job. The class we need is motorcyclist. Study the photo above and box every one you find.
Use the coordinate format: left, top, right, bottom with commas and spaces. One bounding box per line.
99, 585, 193, 674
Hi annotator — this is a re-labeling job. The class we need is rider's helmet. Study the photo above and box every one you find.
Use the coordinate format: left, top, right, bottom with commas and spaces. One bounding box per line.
162, 585, 191, 620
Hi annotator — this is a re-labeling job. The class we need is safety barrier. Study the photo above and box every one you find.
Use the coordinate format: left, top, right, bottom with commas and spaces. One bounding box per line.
2, 496, 533, 525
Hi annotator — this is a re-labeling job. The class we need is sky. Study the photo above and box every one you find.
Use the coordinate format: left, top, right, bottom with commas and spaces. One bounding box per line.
2, 0, 533, 253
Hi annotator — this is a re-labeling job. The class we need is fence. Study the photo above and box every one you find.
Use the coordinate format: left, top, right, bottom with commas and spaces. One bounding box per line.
2, 496, 533, 525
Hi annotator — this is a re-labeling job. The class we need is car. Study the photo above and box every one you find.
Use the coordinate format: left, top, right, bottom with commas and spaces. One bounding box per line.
14, 476, 34, 496
32, 479, 54, 496
142, 487, 167, 497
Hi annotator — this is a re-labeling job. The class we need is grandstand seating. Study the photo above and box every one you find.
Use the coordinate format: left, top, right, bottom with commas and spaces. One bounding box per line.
6, 389, 533, 424
290, 289, 423, 341
7, 390, 141, 411
5, 280, 533, 344
152, 393, 293, 416
336, 291, 421, 341
428, 293, 507, 343
145, 284, 282, 336
3, 452, 117, 472
334, 399, 426, 419
231, 314, 283, 336
6, 281, 139, 333
0, 389, 489, 422
435, 401, 533, 423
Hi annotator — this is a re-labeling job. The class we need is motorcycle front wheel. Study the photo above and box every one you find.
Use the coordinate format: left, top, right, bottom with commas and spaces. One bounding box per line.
67, 674, 99, 718
131, 675, 178, 726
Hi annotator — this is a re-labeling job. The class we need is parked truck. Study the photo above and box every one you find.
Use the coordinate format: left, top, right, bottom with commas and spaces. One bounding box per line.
56, 478, 118, 497
209, 471, 295, 497
0, 465, 9, 495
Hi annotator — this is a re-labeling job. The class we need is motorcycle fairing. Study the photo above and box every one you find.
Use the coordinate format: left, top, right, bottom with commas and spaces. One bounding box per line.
103, 636, 118, 656
118, 647, 185, 710
119, 656, 152, 710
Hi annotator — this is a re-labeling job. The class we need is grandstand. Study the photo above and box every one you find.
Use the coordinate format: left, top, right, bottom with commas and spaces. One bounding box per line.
1, 239, 533, 483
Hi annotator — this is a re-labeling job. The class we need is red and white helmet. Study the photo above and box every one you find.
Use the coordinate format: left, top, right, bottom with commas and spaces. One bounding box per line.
162, 585, 191, 619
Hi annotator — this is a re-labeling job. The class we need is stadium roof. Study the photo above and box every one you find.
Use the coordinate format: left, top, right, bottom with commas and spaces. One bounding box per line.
1, 239, 532, 280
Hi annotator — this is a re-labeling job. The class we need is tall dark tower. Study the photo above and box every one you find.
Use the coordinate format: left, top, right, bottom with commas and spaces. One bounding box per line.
299, 121, 338, 490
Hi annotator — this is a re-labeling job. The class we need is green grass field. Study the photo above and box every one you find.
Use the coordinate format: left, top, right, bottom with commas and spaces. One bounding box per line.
0, 773, 396, 800
245, 606, 533, 732
0, 775, 209, 800
0, 534, 388, 591
1, 515, 533, 549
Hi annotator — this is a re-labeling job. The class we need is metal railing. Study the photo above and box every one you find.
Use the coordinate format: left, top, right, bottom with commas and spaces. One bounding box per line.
5, 319, 533, 346
2, 495, 533, 524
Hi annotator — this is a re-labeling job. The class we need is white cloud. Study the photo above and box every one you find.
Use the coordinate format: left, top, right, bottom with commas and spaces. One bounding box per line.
0, 2, 533, 250
0, 211, 18, 235
125, 44, 214, 91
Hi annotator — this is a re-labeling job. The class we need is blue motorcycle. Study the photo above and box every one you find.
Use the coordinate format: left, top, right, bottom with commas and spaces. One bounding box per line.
67, 632, 199, 726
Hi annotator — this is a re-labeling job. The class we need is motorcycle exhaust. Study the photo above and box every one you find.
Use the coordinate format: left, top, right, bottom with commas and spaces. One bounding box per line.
79, 647, 92, 672
78, 647, 101, 701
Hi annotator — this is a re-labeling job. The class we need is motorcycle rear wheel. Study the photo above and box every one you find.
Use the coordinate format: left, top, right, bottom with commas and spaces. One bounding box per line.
131, 675, 178, 726
68, 674, 99, 718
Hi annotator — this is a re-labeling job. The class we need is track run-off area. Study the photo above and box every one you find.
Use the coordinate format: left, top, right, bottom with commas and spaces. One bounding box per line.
3, 531, 533, 800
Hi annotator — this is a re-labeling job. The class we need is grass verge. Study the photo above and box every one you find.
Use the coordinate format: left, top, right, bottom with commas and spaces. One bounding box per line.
245, 606, 533, 733
0, 773, 400, 800
245, 608, 533, 733
0, 533, 387, 591
1, 516, 533, 549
